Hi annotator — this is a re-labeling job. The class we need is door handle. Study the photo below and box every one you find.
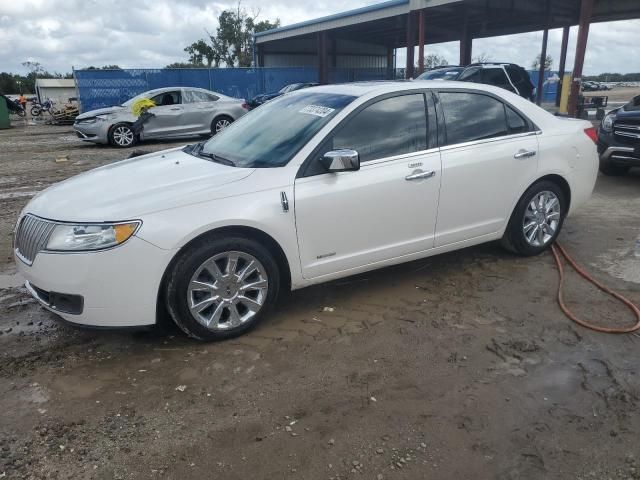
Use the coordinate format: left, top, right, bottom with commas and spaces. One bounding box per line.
170, 107, 182, 111
405, 170, 436, 181
514, 149, 536, 159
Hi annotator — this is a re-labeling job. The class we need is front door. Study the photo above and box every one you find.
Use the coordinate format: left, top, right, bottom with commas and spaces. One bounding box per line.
143, 90, 186, 138
294, 92, 441, 279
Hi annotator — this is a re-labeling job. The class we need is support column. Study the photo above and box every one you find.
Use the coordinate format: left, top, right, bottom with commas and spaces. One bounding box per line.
387, 47, 394, 79
318, 31, 328, 84
459, 7, 472, 66
331, 37, 337, 68
568, 0, 594, 117
417, 9, 425, 75
405, 12, 415, 79
536, 28, 549, 105
556, 26, 570, 106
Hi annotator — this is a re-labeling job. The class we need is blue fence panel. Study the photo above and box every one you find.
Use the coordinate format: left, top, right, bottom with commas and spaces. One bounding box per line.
74, 67, 563, 113
528, 70, 559, 102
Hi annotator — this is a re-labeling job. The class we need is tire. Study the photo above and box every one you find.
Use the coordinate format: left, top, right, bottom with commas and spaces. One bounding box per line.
30, 106, 41, 117
108, 123, 137, 148
165, 235, 280, 341
501, 180, 567, 256
599, 160, 630, 176
211, 115, 233, 135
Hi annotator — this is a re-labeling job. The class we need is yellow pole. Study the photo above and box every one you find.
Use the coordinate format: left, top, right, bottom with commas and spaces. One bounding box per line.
559, 73, 571, 114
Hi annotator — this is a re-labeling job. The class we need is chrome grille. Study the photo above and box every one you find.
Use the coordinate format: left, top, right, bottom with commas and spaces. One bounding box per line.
15, 215, 56, 265
614, 120, 640, 140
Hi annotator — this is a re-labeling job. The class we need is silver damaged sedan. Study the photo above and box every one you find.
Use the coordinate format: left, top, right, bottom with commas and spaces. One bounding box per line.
74, 87, 248, 148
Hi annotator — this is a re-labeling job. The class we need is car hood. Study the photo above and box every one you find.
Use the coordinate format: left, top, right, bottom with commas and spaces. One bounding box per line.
24, 148, 255, 222
76, 106, 124, 120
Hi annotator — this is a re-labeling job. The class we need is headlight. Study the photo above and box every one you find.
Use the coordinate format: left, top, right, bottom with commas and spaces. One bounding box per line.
601, 113, 615, 132
46, 221, 140, 252
76, 117, 97, 124
96, 113, 117, 121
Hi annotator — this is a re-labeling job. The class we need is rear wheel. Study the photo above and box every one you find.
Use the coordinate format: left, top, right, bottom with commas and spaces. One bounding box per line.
108, 123, 136, 148
211, 115, 233, 135
501, 180, 566, 256
165, 236, 280, 341
599, 160, 630, 176
30, 106, 42, 117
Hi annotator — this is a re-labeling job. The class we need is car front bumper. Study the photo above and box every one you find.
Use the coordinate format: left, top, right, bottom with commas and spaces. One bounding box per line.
73, 120, 111, 144
15, 236, 176, 328
598, 129, 640, 166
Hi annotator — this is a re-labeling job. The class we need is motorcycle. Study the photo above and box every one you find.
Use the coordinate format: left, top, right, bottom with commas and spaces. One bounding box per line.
30, 98, 53, 117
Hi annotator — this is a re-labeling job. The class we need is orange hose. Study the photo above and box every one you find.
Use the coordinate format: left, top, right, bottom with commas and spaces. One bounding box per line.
551, 242, 640, 333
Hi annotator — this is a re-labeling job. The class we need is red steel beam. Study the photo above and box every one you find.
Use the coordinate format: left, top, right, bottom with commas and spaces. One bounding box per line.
417, 9, 425, 75
568, 0, 594, 117
556, 26, 570, 107
536, 28, 549, 105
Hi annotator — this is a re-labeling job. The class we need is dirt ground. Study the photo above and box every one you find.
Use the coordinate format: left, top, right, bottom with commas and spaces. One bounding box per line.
1, 111, 640, 480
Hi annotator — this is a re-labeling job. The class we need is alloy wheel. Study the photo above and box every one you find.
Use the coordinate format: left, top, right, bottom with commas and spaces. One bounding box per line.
187, 251, 269, 330
215, 118, 231, 133
522, 190, 561, 247
112, 126, 134, 146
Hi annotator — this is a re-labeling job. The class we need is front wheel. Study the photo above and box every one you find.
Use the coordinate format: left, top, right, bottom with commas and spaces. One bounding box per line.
165, 236, 280, 341
501, 180, 566, 256
108, 123, 136, 148
30, 106, 42, 117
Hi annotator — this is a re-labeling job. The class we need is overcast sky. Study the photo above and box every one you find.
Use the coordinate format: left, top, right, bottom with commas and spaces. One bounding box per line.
1, 0, 639, 75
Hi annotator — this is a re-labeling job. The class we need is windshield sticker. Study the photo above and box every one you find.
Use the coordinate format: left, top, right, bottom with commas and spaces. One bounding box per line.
299, 105, 335, 117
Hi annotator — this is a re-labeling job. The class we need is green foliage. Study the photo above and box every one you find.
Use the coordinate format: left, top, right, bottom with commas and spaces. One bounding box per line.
165, 62, 205, 69
532, 54, 553, 70
0, 62, 72, 94
181, 4, 280, 68
419, 54, 449, 70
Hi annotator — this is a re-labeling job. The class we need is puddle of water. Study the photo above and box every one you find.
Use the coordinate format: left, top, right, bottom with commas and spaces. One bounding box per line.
0, 271, 24, 289
594, 239, 640, 284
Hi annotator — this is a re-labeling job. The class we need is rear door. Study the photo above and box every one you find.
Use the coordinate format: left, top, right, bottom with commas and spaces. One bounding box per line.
143, 90, 186, 138
294, 92, 441, 279
181, 89, 221, 135
434, 90, 539, 247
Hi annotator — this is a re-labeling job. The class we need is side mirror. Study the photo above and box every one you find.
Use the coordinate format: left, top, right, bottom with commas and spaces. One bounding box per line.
320, 149, 360, 173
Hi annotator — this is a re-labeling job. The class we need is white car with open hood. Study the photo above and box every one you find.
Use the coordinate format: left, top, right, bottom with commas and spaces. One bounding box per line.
14, 81, 598, 341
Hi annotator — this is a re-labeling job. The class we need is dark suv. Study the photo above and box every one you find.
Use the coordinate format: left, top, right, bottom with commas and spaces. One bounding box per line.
597, 95, 640, 175
417, 63, 535, 101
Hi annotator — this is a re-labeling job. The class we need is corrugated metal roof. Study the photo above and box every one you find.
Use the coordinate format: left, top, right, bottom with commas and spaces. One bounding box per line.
35, 79, 75, 88
255, 0, 411, 43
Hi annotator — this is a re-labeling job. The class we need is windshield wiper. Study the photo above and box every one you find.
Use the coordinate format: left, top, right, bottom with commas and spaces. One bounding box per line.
184, 141, 236, 166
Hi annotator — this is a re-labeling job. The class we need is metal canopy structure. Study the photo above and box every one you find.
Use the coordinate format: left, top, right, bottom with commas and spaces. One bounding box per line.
255, 0, 640, 115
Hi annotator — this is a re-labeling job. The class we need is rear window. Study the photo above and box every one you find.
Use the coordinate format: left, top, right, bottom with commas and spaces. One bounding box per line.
440, 92, 529, 145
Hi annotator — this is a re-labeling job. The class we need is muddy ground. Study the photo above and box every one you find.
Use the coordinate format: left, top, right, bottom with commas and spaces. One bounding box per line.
1, 115, 640, 480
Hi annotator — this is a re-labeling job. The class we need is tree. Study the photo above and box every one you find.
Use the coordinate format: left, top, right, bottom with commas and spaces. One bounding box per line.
419, 54, 449, 70
165, 62, 205, 69
532, 54, 553, 71
180, 4, 280, 68
472, 52, 492, 63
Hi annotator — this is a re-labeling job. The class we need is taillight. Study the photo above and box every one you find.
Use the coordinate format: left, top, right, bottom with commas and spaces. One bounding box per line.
241, 102, 249, 110
584, 127, 597, 143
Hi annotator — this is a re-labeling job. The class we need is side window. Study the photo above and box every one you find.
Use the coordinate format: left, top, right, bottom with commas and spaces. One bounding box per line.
150, 91, 181, 106
184, 90, 219, 103
506, 106, 529, 134
439, 92, 509, 145
458, 67, 481, 82
482, 68, 511, 89
327, 94, 427, 163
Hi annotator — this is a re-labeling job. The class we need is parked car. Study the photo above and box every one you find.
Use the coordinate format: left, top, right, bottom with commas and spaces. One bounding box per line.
597, 94, 640, 175
248, 82, 318, 109
74, 87, 248, 148
14, 82, 597, 340
417, 63, 535, 100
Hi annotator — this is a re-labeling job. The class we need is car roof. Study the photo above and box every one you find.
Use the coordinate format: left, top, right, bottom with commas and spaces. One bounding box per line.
297, 80, 512, 97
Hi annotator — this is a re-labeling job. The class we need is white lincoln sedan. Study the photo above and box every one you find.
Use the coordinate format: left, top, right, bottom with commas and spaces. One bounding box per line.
14, 82, 598, 341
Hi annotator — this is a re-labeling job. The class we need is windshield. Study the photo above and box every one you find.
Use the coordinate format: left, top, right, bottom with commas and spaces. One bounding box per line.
121, 90, 164, 107
417, 67, 463, 80
201, 91, 356, 168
